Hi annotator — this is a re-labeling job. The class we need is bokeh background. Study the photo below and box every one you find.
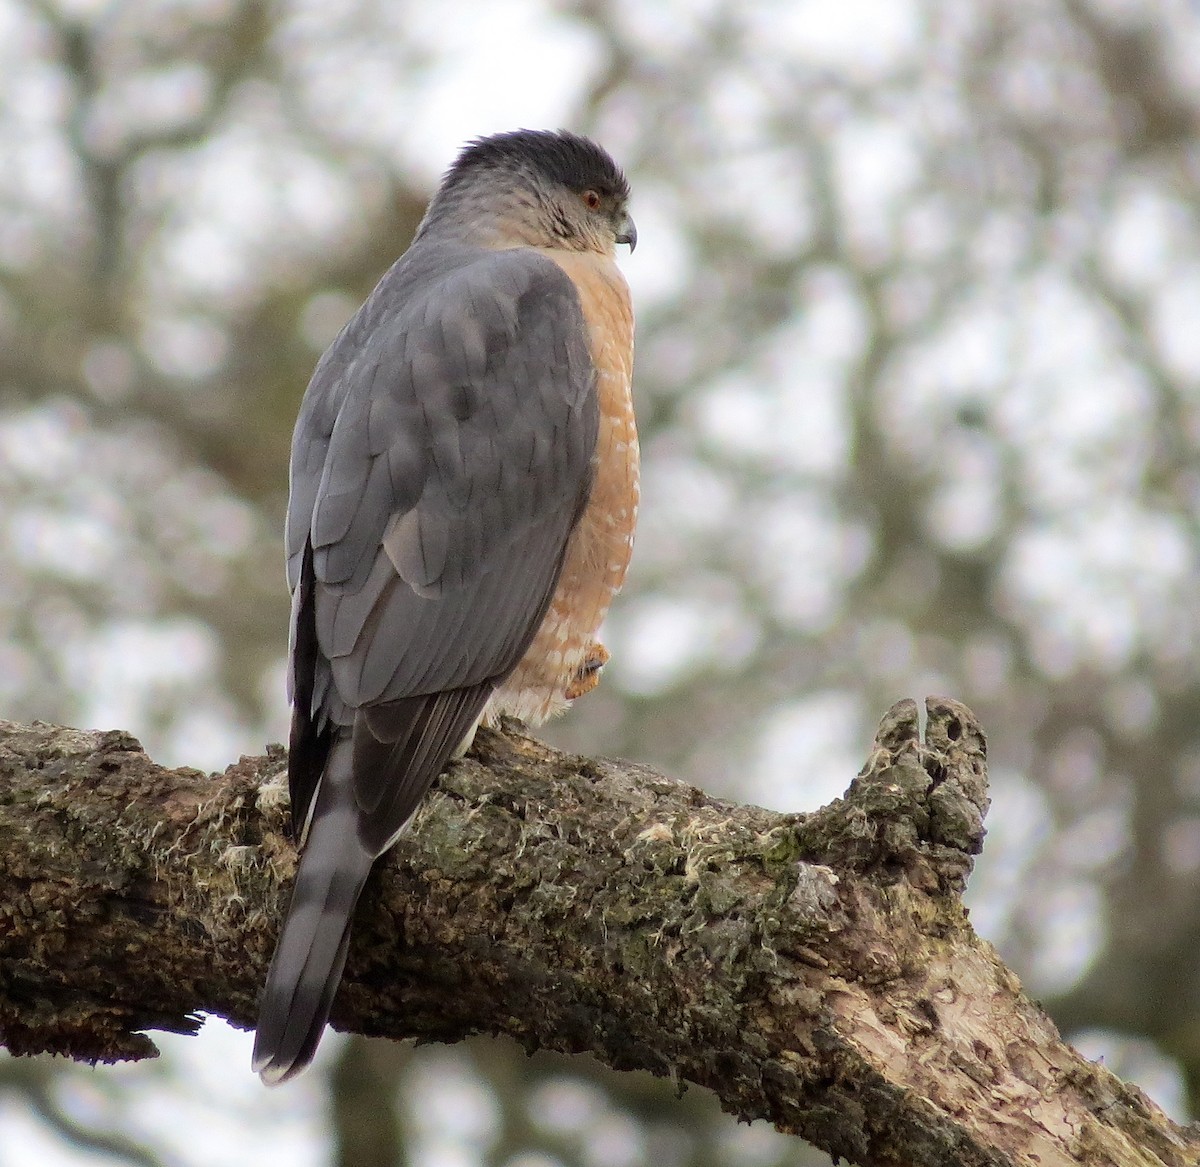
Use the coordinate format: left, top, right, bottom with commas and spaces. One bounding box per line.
3, 0, 1200, 1163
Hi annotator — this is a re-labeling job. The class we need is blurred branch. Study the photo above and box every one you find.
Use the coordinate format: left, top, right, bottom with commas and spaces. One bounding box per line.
0, 704, 1194, 1167
330, 1036, 409, 1167
0, 1057, 164, 1167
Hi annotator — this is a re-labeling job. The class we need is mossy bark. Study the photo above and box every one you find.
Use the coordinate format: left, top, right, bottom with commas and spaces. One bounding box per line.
0, 698, 1195, 1167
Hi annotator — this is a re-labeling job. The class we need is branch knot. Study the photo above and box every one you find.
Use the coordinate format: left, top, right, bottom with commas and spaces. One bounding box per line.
803, 697, 989, 894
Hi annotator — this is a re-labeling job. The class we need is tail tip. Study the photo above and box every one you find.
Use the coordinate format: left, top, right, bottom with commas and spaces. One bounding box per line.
252, 1037, 307, 1087
250, 1046, 300, 1085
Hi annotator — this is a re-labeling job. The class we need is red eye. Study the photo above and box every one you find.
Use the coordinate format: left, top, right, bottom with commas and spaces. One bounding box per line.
582, 190, 601, 211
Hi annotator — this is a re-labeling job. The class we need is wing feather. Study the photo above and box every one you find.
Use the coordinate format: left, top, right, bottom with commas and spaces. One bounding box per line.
286, 240, 598, 850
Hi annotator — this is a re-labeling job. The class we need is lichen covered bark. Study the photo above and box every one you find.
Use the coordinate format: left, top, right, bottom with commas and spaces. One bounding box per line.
0, 701, 1195, 1167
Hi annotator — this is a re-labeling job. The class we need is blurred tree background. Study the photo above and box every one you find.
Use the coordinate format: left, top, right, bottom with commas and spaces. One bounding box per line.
3, 0, 1200, 1162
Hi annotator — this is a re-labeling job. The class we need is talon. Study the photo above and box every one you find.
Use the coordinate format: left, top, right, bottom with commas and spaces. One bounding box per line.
565, 642, 610, 700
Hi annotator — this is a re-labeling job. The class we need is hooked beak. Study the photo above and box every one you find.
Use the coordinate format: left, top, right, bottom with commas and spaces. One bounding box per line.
616, 213, 637, 253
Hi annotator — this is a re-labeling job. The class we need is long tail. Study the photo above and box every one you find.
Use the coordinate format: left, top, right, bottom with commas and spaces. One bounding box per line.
252, 738, 374, 1086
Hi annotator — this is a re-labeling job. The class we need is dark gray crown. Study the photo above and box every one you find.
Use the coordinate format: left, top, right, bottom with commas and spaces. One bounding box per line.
442, 129, 629, 202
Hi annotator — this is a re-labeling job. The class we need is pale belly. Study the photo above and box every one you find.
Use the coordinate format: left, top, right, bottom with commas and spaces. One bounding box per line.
485, 248, 638, 725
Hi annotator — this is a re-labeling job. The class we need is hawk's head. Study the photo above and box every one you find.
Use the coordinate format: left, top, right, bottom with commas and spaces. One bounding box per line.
423, 129, 636, 255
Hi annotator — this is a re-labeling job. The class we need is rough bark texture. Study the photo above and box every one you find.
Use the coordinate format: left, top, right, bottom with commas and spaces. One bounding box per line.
0, 698, 1195, 1167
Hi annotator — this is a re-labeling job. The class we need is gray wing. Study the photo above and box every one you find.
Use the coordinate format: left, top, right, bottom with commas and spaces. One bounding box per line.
286, 242, 598, 849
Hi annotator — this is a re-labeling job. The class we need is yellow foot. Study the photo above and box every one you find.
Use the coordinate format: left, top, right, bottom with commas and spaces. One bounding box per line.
565, 642, 610, 700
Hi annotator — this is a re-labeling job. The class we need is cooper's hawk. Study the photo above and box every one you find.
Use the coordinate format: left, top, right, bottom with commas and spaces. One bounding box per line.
252, 130, 638, 1084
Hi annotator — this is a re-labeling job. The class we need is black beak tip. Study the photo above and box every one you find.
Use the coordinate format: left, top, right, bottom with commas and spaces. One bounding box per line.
617, 216, 637, 253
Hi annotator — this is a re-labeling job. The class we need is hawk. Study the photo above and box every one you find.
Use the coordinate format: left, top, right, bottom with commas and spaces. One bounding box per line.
252, 130, 638, 1084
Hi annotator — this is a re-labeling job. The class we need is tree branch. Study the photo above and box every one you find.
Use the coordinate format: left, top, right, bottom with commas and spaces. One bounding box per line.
0, 699, 1194, 1166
